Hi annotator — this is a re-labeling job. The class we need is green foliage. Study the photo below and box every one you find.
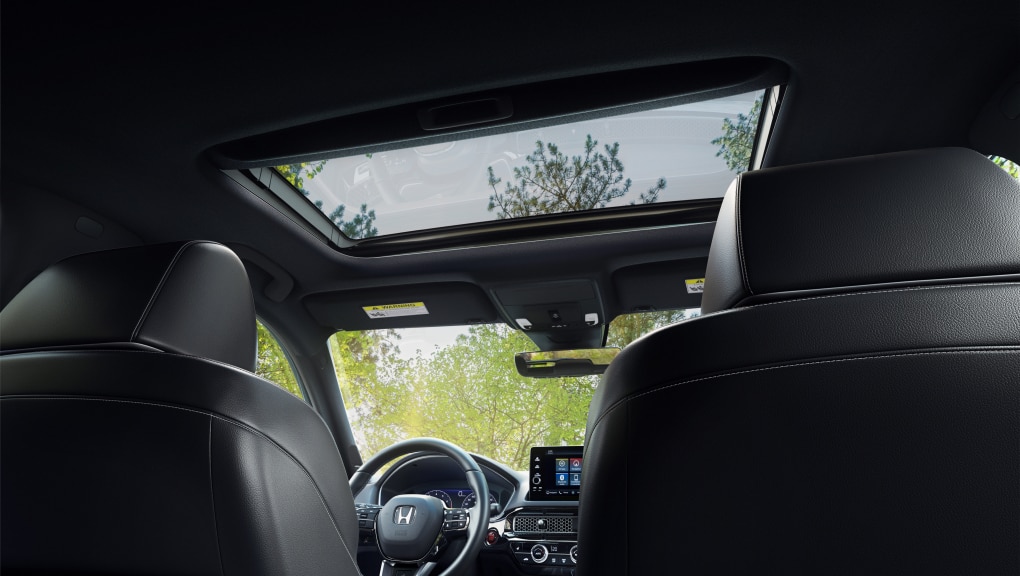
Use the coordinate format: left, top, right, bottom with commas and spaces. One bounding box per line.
333, 313, 700, 470
712, 96, 763, 173
328, 203, 379, 239
276, 162, 379, 238
606, 309, 695, 348
487, 135, 666, 219
256, 321, 303, 399
331, 329, 401, 409
334, 325, 597, 470
990, 156, 1019, 180
277, 162, 326, 194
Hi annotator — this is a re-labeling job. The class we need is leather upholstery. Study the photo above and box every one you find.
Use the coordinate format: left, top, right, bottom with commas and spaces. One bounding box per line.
0, 241, 362, 575
0, 241, 257, 370
702, 148, 1020, 313
579, 148, 1020, 575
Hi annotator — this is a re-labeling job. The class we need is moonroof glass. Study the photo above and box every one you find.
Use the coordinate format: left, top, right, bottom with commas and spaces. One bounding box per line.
275, 90, 765, 239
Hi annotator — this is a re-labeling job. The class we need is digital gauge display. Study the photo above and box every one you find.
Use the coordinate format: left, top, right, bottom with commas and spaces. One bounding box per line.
425, 488, 496, 508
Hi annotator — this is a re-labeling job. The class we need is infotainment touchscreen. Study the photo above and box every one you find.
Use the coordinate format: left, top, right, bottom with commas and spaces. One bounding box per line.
527, 445, 584, 501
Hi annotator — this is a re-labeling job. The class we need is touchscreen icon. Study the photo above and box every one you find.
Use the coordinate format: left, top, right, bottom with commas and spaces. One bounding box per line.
555, 458, 568, 472
569, 458, 582, 472
555, 473, 568, 486
570, 473, 581, 486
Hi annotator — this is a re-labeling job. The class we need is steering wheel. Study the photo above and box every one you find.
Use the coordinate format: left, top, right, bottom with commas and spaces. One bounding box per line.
349, 438, 490, 576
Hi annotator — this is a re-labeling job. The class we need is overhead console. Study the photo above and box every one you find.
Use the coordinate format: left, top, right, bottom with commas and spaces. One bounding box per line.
491, 280, 606, 350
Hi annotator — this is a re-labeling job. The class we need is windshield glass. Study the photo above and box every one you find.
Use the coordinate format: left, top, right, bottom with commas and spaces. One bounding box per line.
331, 309, 698, 470
276, 90, 764, 239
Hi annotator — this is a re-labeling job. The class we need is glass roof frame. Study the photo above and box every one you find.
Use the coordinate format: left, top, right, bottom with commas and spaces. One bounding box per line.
270, 89, 768, 241
228, 82, 784, 255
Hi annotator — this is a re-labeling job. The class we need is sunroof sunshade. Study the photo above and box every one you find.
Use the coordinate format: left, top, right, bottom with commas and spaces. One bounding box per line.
275, 90, 765, 239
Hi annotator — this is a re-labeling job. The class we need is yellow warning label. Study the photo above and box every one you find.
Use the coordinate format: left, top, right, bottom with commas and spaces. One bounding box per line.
685, 278, 705, 294
363, 301, 429, 319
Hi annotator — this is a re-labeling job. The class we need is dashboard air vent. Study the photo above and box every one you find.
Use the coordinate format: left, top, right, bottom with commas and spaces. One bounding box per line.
512, 515, 576, 533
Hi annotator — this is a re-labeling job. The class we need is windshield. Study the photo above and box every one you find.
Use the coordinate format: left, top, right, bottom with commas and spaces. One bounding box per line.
331, 309, 698, 470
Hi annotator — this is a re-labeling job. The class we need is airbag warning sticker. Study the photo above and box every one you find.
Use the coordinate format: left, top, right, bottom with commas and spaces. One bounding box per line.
685, 278, 705, 294
363, 302, 429, 319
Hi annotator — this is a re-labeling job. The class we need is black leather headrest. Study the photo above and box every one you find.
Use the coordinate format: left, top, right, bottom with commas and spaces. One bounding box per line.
0, 241, 257, 371
702, 148, 1020, 313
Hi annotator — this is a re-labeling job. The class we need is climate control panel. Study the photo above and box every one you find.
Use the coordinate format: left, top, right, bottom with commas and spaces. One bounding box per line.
500, 508, 578, 573
509, 540, 577, 567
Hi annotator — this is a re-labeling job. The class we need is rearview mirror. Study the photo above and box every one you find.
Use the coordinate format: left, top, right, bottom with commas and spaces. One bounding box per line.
514, 348, 621, 378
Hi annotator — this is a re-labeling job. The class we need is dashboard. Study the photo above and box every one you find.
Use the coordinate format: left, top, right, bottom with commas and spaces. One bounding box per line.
374, 452, 518, 514
354, 447, 582, 575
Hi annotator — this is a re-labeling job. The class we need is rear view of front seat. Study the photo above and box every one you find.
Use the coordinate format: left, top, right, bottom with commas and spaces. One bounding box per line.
0, 241, 362, 575
578, 148, 1019, 575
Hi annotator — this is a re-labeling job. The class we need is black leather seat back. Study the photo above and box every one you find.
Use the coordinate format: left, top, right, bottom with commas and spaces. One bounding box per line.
578, 149, 1020, 575
1, 241, 361, 575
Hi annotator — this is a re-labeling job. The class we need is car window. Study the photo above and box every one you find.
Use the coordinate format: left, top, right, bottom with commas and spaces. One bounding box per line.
330, 309, 698, 470
271, 91, 767, 239
256, 320, 304, 400
990, 155, 1019, 180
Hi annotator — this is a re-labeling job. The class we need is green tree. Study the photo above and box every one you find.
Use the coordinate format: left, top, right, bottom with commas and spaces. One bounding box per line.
338, 324, 596, 469
256, 321, 303, 398
277, 162, 326, 194
711, 96, 762, 173
277, 162, 379, 238
607, 309, 696, 348
990, 155, 1019, 180
328, 203, 379, 238
487, 135, 666, 219
331, 329, 405, 448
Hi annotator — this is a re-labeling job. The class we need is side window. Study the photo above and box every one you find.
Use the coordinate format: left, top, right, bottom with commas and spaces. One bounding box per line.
255, 320, 304, 400
990, 155, 1018, 180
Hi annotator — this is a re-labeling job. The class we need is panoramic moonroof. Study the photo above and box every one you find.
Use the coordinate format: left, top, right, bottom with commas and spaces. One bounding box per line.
274, 90, 766, 240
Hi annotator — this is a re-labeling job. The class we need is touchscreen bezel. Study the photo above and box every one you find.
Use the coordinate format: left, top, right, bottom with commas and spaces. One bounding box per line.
526, 445, 584, 501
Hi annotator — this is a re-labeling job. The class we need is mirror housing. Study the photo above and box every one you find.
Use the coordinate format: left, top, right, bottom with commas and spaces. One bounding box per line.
514, 348, 620, 378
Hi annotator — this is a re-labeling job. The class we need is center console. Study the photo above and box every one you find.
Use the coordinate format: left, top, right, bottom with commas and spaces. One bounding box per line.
497, 446, 582, 573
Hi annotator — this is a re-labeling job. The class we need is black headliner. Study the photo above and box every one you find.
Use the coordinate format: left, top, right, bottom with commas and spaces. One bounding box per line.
3, 2, 1018, 352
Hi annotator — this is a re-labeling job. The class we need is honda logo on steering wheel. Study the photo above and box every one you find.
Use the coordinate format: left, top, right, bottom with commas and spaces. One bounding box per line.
394, 505, 416, 525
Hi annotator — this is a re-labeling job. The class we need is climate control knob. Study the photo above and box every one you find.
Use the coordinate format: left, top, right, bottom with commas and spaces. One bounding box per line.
530, 544, 549, 564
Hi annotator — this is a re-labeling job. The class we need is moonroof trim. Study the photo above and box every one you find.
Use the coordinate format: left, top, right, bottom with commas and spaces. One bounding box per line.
227, 166, 725, 257
209, 57, 787, 169
340, 199, 724, 257
218, 61, 786, 254
223, 168, 349, 248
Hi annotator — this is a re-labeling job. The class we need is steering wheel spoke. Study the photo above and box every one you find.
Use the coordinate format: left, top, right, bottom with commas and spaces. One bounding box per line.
441, 507, 470, 535
349, 438, 490, 576
379, 560, 438, 576
355, 503, 383, 536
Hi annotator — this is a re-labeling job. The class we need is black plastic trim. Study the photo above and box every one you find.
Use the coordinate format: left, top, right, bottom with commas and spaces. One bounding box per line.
207, 57, 788, 169
341, 200, 724, 257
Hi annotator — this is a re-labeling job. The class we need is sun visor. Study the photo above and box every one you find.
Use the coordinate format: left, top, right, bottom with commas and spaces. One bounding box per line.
612, 258, 708, 313
304, 282, 500, 331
